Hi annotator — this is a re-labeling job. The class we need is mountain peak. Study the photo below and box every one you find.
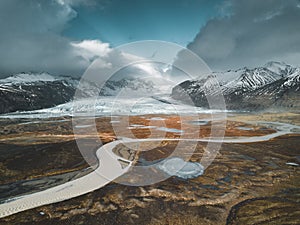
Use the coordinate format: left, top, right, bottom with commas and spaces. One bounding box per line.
264, 61, 288, 67
263, 61, 291, 75
0, 72, 57, 85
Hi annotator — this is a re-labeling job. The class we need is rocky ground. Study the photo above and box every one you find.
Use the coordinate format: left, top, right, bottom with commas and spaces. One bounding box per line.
0, 113, 299, 224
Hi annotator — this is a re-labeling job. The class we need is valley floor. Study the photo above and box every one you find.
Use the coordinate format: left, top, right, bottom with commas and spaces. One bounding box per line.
0, 112, 299, 224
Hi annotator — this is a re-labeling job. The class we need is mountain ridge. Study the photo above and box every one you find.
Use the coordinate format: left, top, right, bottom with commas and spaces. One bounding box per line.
0, 73, 155, 114
171, 62, 300, 111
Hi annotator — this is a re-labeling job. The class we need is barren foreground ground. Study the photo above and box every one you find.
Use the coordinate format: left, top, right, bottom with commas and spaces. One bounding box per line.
0, 112, 299, 224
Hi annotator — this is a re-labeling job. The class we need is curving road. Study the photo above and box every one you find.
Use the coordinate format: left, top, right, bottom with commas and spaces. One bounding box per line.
0, 122, 298, 218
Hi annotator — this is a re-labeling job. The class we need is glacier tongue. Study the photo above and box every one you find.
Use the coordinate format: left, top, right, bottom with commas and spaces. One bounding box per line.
0, 95, 223, 119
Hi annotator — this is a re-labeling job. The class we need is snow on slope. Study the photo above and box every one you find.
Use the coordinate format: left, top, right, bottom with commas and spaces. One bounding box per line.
264, 61, 293, 75
0, 72, 58, 85
178, 64, 284, 97
0, 72, 166, 114
0, 72, 163, 97
283, 68, 300, 87
182, 62, 291, 97
212, 68, 245, 85
99, 78, 159, 97
171, 61, 300, 110
223, 67, 281, 94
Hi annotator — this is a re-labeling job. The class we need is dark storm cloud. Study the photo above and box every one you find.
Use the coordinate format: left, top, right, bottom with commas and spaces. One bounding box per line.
0, 0, 110, 78
186, 0, 300, 70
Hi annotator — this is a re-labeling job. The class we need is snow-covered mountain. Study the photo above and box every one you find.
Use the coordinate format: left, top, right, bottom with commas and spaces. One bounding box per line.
0, 73, 77, 114
222, 67, 281, 94
264, 61, 294, 75
245, 69, 300, 110
0, 72, 100, 96
1, 61, 298, 114
171, 62, 300, 111
0, 73, 157, 114
99, 78, 157, 97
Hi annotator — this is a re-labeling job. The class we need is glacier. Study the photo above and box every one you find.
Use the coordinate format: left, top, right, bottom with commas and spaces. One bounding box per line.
0, 95, 226, 119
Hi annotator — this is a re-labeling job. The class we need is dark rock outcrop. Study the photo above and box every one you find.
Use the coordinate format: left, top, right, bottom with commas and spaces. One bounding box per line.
0, 81, 76, 114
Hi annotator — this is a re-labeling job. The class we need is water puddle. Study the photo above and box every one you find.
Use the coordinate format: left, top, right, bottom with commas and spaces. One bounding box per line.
188, 120, 209, 126
148, 117, 165, 121
237, 126, 254, 131
156, 127, 184, 133
128, 124, 157, 129
157, 157, 204, 179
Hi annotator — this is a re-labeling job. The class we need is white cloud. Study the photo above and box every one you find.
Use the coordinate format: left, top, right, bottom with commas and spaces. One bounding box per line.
59, 0, 110, 9
185, 0, 300, 70
0, 0, 112, 78
58, 0, 96, 7
71, 40, 112, 61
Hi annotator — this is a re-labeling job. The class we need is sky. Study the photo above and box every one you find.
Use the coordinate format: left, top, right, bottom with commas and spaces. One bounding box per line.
0, 0, 300, 77
63, 0, 223, 46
